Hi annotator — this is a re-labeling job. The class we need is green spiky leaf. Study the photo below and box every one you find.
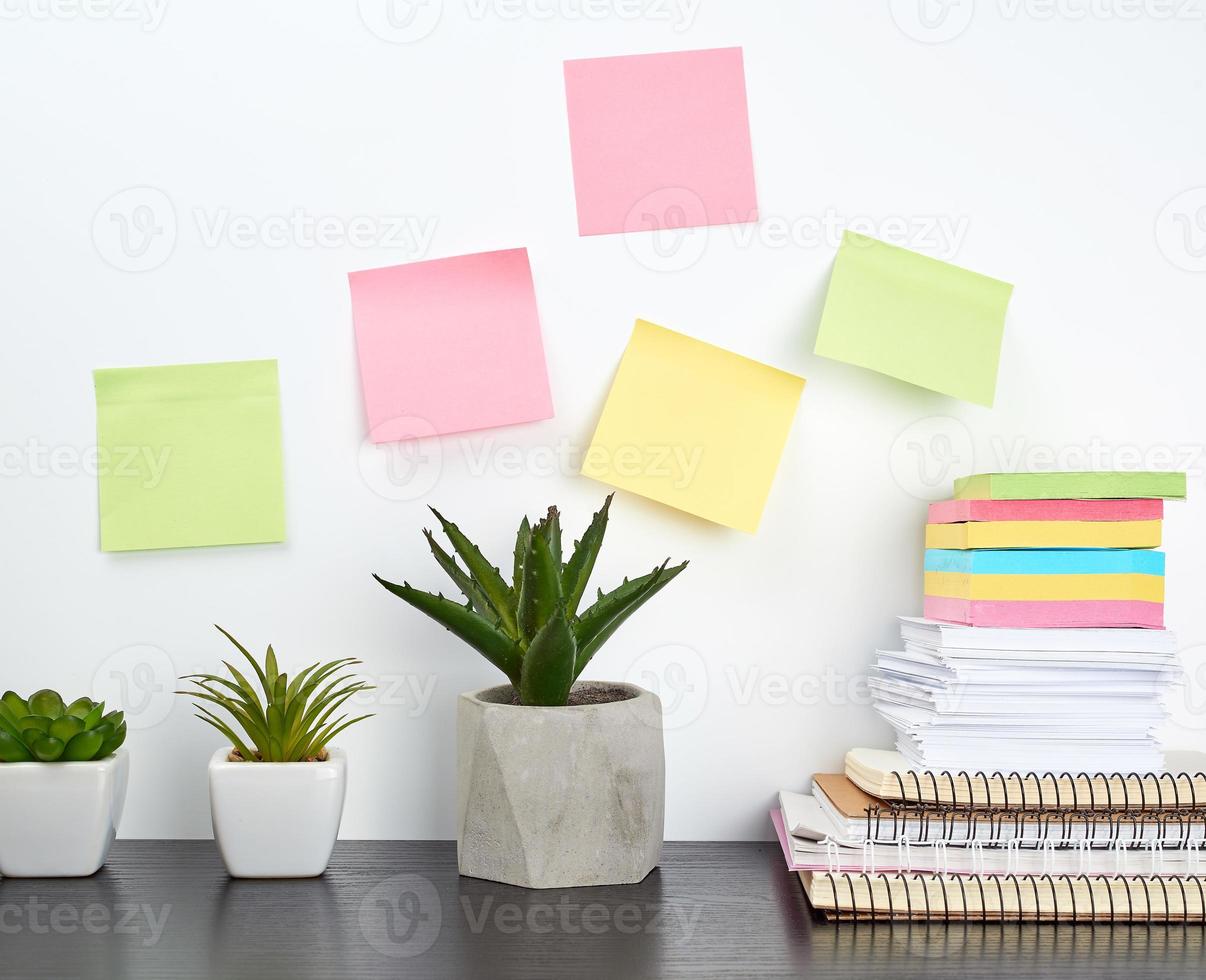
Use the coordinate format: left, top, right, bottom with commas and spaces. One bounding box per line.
519, 606, 576, 706
178, 629, 374, 762
424, 529, 499, 623
429, 508, 519, 639
374, 575, 522, 685
540, 506, 562, 568
573, 560, 689, 679
512, 516, 531, 596
517, 532, 561, 642
561, 493, 611, 617
378, 496, 686, 705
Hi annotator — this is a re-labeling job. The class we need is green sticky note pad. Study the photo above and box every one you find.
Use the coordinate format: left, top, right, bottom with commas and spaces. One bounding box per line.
814, 231, 1014, 406
94, 360, 286, 552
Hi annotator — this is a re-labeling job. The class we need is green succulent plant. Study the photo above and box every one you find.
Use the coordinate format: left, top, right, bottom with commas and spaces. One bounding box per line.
178, 626, 375, 762
0, 689, 127, 763
374, 494, 688, 706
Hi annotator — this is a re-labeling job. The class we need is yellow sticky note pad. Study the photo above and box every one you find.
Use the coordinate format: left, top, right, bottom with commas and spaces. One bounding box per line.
582, 320, 805, 532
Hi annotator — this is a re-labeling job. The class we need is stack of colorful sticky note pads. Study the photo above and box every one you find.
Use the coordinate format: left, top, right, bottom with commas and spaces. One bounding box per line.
924, 471, 1186, 628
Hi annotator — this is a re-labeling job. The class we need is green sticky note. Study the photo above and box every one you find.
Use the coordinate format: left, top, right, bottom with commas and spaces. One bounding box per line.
955, 471, 1187, 501
94, 360, 286, 552
814, 231, 1013, 406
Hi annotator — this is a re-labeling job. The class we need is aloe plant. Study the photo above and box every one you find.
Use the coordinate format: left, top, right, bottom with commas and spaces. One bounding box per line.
0, 690, 127, 763
374, 495, 688, 706
178, 626, 374, 762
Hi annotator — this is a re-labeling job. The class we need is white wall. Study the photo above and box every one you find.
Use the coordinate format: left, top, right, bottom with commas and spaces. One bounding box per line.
2, 2, 1204, 840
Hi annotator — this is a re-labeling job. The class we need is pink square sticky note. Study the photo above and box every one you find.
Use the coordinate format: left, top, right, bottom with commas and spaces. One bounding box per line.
563, 47, 758, 237
348, 248, 554, 442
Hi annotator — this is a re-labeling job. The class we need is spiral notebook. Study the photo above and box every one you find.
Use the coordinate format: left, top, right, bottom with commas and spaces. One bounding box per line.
808, 773, 1206, 846
846, 747, 1206, 810
774, 797, 1206, 877
798, 870, 1206, 922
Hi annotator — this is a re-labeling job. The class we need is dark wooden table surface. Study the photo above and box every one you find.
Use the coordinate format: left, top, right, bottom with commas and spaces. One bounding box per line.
0, 841, 1203, 979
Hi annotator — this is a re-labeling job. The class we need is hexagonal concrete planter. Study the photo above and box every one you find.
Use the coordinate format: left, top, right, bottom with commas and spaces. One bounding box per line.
0, 749, 129, 877
457, 681, 665, 889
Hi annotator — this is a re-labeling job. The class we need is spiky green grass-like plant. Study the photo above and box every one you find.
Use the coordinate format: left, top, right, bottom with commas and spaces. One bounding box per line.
0, 690, 126, 763
179, 626, 374, 762
374, 495, 688, 706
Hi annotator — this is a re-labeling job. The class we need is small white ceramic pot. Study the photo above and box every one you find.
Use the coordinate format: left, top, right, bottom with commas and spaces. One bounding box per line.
208, 746, 347, 878
0, 748, 130, 877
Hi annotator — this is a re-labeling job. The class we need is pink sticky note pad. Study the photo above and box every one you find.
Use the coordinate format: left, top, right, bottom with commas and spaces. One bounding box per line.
928, 498, 1164, 524
924, 596, 1164, 629
563, 47, 758, 237
348, 249, 554, 442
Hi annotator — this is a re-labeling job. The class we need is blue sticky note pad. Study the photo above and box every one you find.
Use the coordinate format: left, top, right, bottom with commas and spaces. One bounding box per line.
924, 549, 1166, 576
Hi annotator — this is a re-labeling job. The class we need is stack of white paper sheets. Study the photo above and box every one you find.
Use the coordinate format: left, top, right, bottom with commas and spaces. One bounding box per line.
869, 617, 1183, 773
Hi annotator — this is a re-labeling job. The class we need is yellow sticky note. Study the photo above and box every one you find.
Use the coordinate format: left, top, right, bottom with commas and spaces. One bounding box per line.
582, 320, 805, 532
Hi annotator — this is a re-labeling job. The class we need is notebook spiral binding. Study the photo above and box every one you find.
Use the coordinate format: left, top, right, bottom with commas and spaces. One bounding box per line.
863, 802, 1206, 847
833, 837, 1204, 877
887, 767, 1206, 810
819, 872, 1206, 923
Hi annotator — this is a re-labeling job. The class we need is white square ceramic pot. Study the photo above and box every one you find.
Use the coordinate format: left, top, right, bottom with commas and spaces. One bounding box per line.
208, 746, 347, 878
0, 748, 130, 877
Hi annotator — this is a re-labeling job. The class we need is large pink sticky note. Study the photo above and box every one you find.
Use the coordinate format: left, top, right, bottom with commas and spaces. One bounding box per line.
563, 47, 758, 237
348, 248, 554, 442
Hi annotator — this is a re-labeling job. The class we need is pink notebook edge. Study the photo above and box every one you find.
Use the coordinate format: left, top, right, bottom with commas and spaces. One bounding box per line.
771, 808, 808, 872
